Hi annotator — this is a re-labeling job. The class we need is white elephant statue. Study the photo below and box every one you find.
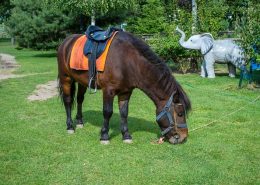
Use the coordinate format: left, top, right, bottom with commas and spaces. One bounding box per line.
176, 26, 246, 78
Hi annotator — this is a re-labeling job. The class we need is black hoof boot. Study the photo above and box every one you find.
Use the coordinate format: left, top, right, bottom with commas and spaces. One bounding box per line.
76, 118, 84, 128
122, 133, 132, 143
100, 133, 110, 144
67, 120, 75, 134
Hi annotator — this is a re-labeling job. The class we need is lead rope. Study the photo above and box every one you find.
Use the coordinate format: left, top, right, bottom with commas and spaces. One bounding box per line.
151, 94, 260, 144
190, 94, 260, 132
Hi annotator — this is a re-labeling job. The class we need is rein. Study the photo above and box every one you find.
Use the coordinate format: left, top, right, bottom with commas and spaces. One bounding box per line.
156, 93, 187, 136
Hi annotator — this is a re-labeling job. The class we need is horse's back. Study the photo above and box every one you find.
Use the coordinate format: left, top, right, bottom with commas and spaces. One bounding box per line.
58, 34, 83, 64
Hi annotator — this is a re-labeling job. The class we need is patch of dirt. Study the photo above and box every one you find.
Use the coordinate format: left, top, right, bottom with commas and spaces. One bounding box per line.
0, 53, 20, 80
0, 53, 58, 101
27, 80, 58, 101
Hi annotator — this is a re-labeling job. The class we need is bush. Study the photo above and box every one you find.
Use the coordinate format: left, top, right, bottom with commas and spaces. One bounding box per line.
148, 28, 200, 73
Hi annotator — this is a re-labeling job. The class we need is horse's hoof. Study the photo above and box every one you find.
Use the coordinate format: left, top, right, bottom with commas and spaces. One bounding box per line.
100, 140, 110, 145
76, 124, 84, 129
123, 139, 133, 144
67, 129, 75, 134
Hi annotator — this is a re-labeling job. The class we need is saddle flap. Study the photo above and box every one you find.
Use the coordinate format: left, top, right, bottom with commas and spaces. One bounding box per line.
83, 36, 109, 57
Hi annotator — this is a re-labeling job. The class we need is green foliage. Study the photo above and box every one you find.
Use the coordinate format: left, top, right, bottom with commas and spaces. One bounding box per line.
47, 0, 136, 19
197, 0, 229, 36
6, 0, 74, 49
126, 0, 167, 34
148, 26, 199, 59
0, 0, 13, 23
234, 1, 260, 62
149, 32, 200, 73
126, 0, 199, 72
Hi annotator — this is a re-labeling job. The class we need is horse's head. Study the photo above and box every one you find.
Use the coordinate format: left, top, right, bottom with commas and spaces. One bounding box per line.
156, 95, 188, 144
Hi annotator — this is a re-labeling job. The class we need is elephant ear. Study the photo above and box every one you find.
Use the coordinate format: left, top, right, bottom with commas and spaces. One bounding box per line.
200, 33, 214, 55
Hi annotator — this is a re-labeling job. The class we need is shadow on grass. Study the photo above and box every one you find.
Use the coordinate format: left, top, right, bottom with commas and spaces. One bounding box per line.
213, 72, 242, 79
83, 110, 159, 139
33, 52, 57, 58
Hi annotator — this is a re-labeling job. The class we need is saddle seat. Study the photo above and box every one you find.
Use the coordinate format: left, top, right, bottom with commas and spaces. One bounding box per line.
84, 26, 121, 58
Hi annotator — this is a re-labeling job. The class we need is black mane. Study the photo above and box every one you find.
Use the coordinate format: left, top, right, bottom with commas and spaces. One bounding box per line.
125, 32, 191, 112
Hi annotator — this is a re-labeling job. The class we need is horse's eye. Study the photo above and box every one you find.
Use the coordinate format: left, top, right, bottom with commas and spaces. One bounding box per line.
177, 113, 183, 117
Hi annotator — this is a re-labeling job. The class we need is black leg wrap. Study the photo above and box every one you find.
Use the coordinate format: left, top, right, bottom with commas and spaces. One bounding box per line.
100, 133, 109, 141
100, 127, 109, 141
66, 118, 74, 130
76, 115, 84, 125
122, 132, 132, 140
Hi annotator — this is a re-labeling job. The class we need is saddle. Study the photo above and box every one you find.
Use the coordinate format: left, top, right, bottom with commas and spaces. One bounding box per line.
84, 25, 122, 92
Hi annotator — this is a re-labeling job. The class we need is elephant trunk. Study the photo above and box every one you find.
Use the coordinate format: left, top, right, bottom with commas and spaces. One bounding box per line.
176, 26, 187, 48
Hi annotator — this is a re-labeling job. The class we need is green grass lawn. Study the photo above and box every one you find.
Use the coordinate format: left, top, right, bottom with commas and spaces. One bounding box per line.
0, 39, 259, 185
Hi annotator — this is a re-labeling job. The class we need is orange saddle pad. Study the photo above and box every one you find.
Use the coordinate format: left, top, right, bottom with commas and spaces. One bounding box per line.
69, 32, 117, 71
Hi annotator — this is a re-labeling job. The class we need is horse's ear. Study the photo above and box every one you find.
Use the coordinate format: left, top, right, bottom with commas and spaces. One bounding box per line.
200, 33, 214, 55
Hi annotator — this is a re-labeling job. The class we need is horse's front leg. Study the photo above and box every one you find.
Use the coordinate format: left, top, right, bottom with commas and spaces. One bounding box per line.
76, 83, 87, 128
118, 91, 133, 143
100, 89, 115, 144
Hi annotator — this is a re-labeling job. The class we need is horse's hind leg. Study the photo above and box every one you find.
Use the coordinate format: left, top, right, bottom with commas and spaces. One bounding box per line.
100, 88, 115, 144
76, 83, 87, 128
61, 77, 76, 133
118, 91, 133, 143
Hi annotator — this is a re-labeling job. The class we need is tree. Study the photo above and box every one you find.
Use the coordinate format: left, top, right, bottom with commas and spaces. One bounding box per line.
234, 0, 260, 61
6, 0, 74, 49
46, 0, 136, 26
191, 0, 197, 34
0, 0, 13, 23
197, 0, 229, 37
126, 0, 167, 34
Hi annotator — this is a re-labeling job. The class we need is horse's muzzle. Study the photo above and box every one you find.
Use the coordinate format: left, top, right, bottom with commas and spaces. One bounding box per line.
168, 134, 187, 144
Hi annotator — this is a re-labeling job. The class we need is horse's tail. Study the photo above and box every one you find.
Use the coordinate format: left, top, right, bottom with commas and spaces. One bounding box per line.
57, 35, 78, 107
57, 77, 76, 107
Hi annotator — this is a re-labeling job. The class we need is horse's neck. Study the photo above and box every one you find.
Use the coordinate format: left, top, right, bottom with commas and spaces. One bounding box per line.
135, 63, 174, 110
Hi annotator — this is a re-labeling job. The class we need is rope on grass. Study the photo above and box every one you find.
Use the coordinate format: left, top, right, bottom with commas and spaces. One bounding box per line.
190, 94, 260, 132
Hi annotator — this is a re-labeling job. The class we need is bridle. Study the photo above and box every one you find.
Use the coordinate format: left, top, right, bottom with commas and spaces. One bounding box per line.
156, 93, 188, 136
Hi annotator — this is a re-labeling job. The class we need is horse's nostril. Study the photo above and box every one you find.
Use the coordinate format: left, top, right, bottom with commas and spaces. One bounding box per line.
174, 134, 180, 139
177, 113, 183, 117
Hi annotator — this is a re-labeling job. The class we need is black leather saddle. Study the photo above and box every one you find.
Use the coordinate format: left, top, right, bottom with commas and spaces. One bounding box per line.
83, 25, 122, 92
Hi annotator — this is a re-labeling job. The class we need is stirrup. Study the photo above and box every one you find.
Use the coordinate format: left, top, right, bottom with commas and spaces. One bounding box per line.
88, 76, 97, 94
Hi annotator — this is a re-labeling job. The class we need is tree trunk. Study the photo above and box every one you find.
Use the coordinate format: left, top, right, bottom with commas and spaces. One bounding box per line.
91, 10, 95, 26
11, 37, 15, 45
192, 0, 197, 34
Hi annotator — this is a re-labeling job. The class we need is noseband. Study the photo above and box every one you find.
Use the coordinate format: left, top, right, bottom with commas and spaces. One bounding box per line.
156, 93, 187, 136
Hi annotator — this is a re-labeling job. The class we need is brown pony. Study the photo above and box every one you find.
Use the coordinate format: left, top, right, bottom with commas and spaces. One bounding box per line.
57, 31, 191, 144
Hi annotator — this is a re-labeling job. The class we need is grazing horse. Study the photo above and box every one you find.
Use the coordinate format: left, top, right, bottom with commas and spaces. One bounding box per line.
57, 31, 191, 144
